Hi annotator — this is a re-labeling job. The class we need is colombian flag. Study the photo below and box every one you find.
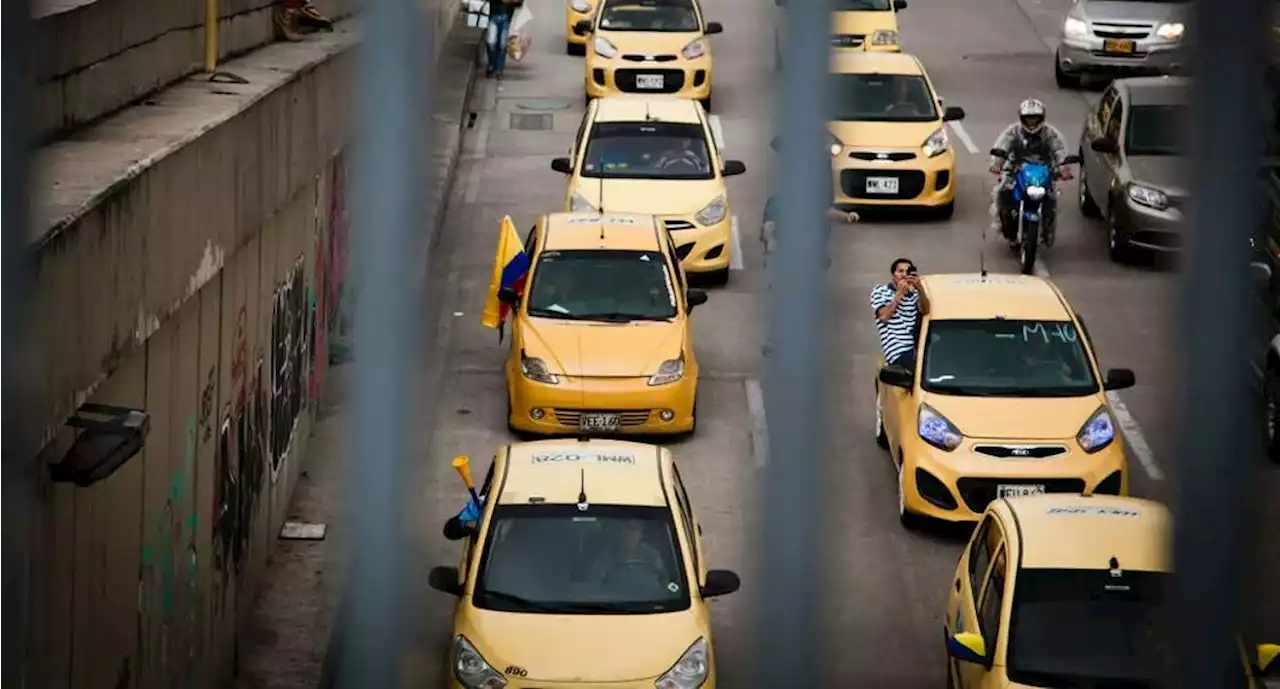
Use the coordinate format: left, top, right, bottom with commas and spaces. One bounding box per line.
481, 215, 530, 342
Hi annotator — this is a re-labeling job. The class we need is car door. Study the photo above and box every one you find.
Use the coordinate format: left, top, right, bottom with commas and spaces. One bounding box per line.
671, 463, 707, 587
508, 221, 542, 376
565, 107, 595, 208
1097, 92, 1126, 218
948, 514, 1003, 688
458, 457, 498, 584
960, 544, 1009, 689
1082, 84, 1119, 207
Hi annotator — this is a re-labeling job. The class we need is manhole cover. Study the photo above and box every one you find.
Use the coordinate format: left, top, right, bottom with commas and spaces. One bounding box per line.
516, 100, 571, 111
511, 112, 553, 131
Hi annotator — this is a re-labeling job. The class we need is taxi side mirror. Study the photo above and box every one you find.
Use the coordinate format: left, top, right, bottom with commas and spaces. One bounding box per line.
551, 157, 573, 174
498, 287, 520, 305
1257, 643, 1280, 677
705, 21, 723, 35
686, 289, 708, 312
428, 565, 463, 596
722, 160, 747, 177
946, 632, 988, 666
573, 19, 592, 36
893, 0, 907, 9
879, 364, 913, 389
1102, 368, 1135, 391
700, 569, 740, 598
942, 106, 965, 122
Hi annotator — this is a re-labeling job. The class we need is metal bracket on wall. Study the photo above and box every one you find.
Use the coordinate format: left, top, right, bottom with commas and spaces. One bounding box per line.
48, 403, 150, 488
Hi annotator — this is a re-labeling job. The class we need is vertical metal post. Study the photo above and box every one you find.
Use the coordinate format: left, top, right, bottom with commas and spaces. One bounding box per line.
204, 0, 219, 73
337, 0, 433, 682
2, 0, 36, 686
755, 0, 834, 683
1170, 0, 1269, 686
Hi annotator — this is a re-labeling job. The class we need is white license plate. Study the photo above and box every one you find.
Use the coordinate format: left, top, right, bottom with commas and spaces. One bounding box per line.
865, 176, 899, 194
997, 484, 1045, 499
635, 74, 665, 90
580, 413, 621, 432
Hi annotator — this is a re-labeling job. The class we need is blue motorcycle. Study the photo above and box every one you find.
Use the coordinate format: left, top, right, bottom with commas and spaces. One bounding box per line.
990, 148, 1081, 275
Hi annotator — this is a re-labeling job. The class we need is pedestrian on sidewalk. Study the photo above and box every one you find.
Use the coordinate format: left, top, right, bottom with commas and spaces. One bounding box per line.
485, 0, 524, 80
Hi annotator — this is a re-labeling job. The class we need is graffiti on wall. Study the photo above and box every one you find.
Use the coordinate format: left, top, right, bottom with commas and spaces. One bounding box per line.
316, 153, 352, 376
270, 258, 310, 481
212, 358, 268, 584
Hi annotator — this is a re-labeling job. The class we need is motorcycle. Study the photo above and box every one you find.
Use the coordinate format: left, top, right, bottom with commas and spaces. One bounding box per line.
990, 148, 1081, 275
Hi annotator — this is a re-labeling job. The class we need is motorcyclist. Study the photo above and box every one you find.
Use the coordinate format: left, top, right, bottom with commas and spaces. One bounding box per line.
988, 98, 1073, 246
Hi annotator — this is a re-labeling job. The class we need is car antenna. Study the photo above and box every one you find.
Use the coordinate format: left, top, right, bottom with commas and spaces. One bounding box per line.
577, 468, 589, 511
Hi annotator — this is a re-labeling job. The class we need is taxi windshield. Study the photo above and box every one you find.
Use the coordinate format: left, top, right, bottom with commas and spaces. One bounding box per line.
835, 0, 892, 8
598, 0, 700, 31
582, 122, 715, 180
830, 73, 938, 122
472, 504, 692, 614
526, 249, 678, 322
921, 319, 1099, 397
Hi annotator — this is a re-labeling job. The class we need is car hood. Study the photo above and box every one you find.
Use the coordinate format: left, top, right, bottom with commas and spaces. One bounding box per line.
829, 120, 941, 149
1126, 155, 1188, 195
460, 608, 704, 682
921, 392, 1107, 440
571, 177, 724, 216
1079, 0, 1188, 24
831, 9, 898, 35
594, 29, 704, 55
522, 319, 684, 377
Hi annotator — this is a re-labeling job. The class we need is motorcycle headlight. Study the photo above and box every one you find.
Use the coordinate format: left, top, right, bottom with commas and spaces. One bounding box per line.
871, 29, 899, 45
921, 126, 949, 158
681, 37, 708, 59
570, 191, 598, 212
1077, 406, 1116, 453
1155, 22, 1184, 40
521, 351, 560, 384
648, 353, 685, 386
569, 0, 591, 12
1127, 183, 1168, 211
1062, 16, 1088, 39
655, 637, 709, 689
918, 403, 963, 451
594, 35, 617, 58
694, 195, 727, 226
1026, 185, 1046, 200
452, 635, 507, 689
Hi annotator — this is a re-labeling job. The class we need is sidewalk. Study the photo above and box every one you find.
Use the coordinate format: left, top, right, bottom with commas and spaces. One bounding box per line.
231, 19, 483, 689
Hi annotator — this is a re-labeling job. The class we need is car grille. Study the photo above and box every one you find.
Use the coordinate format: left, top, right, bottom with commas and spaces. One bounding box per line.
615, 69, 685, 94
956, 477, 1086, 513
1092, 22, 1153, 39
662, 218, 697, 231
849, 151, 917, 162
830, 34, 865, 48
840, 170, 926, 200
621, 54, 679, 62
553, 409, 653, 427
972, 444, 1069, 459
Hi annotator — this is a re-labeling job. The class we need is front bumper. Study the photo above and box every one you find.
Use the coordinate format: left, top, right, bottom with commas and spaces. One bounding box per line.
448, 668, 718, 689
1057, 37, 1186, 76
508, 368, 697, 435
585, 55, 712, 100
900, 436, 1129, 522
1115, 194, 1185, 252
833, 148, 957, 209
659, 214, 732, 273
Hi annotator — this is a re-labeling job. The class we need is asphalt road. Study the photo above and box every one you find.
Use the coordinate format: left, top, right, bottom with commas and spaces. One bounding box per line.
405, 0, 1280, 683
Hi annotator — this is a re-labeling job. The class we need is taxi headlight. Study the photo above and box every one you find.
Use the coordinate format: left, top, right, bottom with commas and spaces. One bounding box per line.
922, 126, 949, 158
648, 353, 685, 386
1155, 22, 1184, 40
655, 637, 708, 689
1026, 185, 1046, 200
593, 35, 617, 58
830, 133, 844, 158
1062, 16, 1088, 40
569, 0, 590, 12
570, 191, 598, 212
681, 37, 708, 59
918, 403, 963, 451
1127, 183, 1169, 211
1077, 405, 1116, 453
871, 29, 899, 45
452, 635, 507, 689
694, 195, 727, 226
521, 351, 560, 384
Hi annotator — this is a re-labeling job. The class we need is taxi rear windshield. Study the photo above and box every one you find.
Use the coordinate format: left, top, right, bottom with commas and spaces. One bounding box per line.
830, 73, 938, 122
921, 319, 1099, 397
472, 504, 692, 615
598, 0, 699, 32
582, 122, 714, 180
527, 249, 678, 322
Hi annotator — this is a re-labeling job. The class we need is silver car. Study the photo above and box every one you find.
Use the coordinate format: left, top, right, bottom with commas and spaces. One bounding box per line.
1054, 0, 1189, 88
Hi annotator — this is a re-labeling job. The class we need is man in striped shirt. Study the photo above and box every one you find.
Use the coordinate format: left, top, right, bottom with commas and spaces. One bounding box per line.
871, 258, 930, 370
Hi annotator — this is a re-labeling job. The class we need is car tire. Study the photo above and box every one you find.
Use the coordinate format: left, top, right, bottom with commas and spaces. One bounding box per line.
704, 266, 730, 286
1265, 363, 1280, 463
1054, 53, 1080, 89
897, 457, 920, 529
1078, 156, 1102, 218
567, 40, 586, 56
1107, 203, 1131, 263
875, 382, 889, 450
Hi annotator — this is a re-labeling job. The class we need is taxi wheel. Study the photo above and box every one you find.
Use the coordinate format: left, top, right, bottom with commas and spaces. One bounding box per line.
699, 96, 712, 114
705, 267, 729, 286
897, 457, 920, 529
566, 41, 586, 56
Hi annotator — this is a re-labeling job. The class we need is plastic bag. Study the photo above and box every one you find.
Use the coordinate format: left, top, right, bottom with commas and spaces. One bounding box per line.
507, 5, 534, 62
463, 0, 490, 29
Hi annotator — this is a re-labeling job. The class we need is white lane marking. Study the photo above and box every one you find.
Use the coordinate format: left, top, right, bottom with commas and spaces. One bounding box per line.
1035, 262, 1164, 481
729, 215, 744, 270
1107, 391, 1164, 481
947, 120, 980, 155
709, 114, 726, 150
745, 378, 769, 468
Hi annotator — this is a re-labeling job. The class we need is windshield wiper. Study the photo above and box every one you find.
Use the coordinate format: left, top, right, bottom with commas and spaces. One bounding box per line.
479, 590, 557, 612
925, 385, 1015, 396
578, 312, 672, 323
527, 309, 582, 320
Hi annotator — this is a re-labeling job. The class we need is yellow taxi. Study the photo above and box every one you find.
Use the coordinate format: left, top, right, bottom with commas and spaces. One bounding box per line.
773, 0, 908, 68
497, 212, 708, 436
428, 438, 742, 688
574, 0, 724, 111
551, 96, 745, 285
565, 0, 600, 55
828, 51, 966, 218
875, 273, 1136, 527
943, 494, 1280, 689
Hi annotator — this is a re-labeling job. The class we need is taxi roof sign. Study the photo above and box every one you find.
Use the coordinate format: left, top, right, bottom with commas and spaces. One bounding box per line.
530, 450, 638, 466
